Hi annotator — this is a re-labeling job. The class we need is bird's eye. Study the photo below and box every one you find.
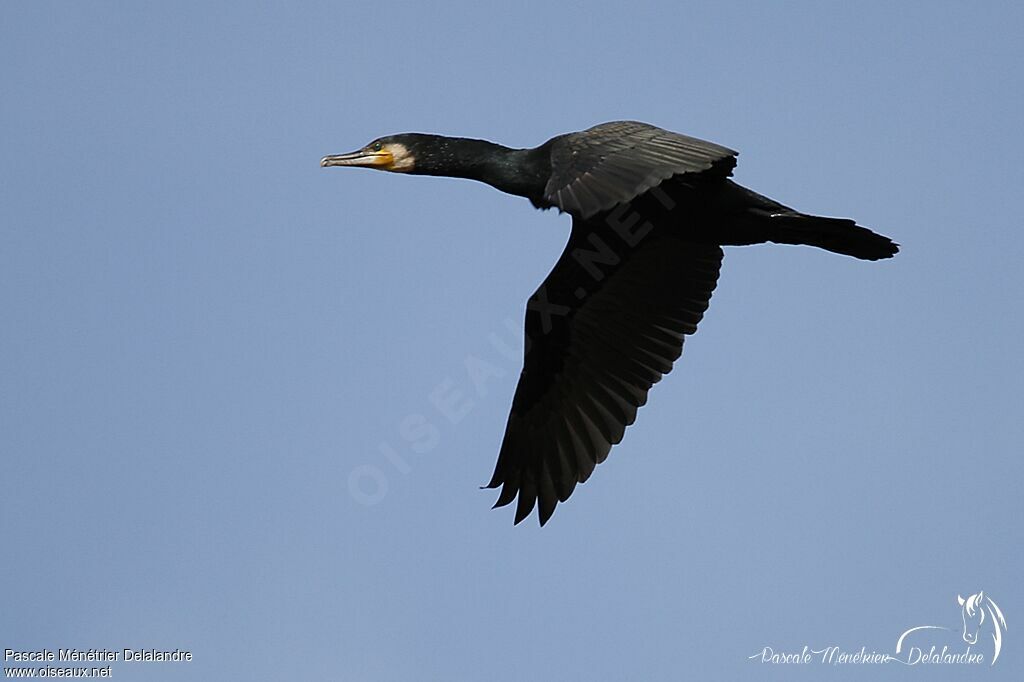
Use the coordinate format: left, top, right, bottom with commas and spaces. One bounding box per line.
372, 142, 383, 152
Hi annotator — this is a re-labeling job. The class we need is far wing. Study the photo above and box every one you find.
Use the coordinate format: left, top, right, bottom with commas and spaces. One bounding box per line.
544, 121, 737, 219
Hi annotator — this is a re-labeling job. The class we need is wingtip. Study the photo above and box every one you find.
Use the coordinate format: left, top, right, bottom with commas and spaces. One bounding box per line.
491, 494, 513, 510
513, 492, 536, 525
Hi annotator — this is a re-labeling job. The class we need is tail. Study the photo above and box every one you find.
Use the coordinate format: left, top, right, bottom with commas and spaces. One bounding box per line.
765, 212, 899, 261
719, 181, 899, 260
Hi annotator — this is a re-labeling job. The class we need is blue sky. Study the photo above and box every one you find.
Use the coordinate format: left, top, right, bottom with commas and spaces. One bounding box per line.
2, 2, 1022, 680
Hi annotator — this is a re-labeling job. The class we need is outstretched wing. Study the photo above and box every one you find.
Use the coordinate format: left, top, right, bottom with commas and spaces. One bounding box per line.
544, 121, 737, 219
486, 212, 723, 525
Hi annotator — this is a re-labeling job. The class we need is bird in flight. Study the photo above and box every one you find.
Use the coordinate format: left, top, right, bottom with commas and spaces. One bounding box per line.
322, 121, 898, 526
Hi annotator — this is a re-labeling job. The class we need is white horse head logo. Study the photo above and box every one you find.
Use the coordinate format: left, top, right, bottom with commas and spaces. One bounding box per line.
958, 591, 1007, 664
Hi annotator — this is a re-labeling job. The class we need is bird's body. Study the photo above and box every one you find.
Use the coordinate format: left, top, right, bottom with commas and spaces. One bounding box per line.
322, 121, 898, 526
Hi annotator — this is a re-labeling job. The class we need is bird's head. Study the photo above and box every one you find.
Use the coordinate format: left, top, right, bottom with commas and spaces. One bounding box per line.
321, 133, 513, 181
321, 134, 439, 173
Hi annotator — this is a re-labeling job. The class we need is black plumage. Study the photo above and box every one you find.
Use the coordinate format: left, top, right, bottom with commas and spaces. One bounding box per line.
321, 121, 898, 526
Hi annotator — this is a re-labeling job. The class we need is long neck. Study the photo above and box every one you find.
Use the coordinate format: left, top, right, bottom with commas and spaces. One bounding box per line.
418, 137, 551, 204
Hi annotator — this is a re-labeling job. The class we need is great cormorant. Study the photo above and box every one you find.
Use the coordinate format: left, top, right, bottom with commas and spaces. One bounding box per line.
321, 120, 898, 526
